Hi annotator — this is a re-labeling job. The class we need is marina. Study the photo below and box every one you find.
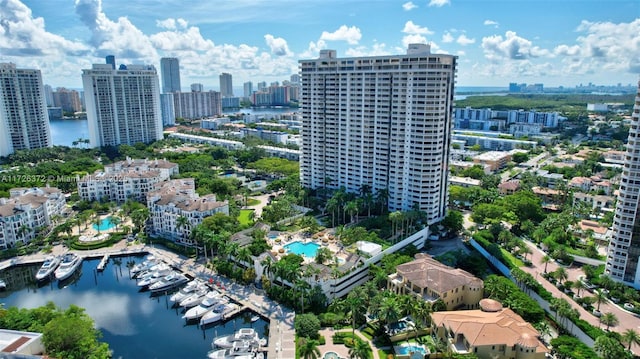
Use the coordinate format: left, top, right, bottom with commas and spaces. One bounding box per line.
0, 244, 295, 358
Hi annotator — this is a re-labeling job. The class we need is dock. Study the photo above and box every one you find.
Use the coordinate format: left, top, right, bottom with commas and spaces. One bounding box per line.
97, 254, 109, 271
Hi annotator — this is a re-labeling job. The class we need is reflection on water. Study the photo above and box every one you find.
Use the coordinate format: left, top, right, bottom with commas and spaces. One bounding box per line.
0, 256, 269, 359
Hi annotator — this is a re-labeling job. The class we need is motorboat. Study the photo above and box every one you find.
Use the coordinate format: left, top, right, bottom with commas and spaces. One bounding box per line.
250, 315, 260, 323
182, 291, 225, 320
135, 262, 171, 280
35, 256, 61, 281
130, 256, 159, 277
169, 279, 204, 304
0, 279, 6, 289
200, 303, 239, 327
136, 265, 172, 287
213, 328, 264, 349
207, 340, 260, 358
179, 286, 211, 308
149, 273, 189, 292
54, 253, 83, 281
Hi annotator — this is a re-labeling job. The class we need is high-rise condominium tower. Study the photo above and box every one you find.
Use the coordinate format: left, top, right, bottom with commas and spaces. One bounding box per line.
300, 44, 456, 224
219, 73, 233, 97
160, 57, 181, 93
82, 64, 163, 148
243, 81, 253, 98
0, 63, 51, 157
607, 79, 640, 287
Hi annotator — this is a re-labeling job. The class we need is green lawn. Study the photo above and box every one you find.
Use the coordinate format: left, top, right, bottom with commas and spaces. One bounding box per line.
238, 209, 255, 226
246, 198, 261, 206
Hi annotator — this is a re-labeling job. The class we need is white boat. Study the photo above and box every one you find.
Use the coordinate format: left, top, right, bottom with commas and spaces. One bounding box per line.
182, 291, 224, 320
179, 286, 211, 308
130, 255, 158, 276
35, 256, 61, 281
200, 303, 239, 327
149, 273, 189, 292
0, 279, 6, 289
54, 253, 83, 281
169, 279, 204, 304
213, 328, 264, 349
136, 265, 172, 287
250, 315, 260, 323
135, 262, 171, 280
207, 340, 260, 358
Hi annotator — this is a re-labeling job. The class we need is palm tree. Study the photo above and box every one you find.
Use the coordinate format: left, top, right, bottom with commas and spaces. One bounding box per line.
540, 255, 552, 274
622, 328, 640, 351
348, 339, 372, 359
594, 289, 608, 312
345, 201, 358, 223
175, 215, 191, 247
572, 280, 585, 297
298, 338, 320, 359
344, 287, 367, 335
261, 257, 274, 281
554, 267, 568, 285
600, 312, 619, 331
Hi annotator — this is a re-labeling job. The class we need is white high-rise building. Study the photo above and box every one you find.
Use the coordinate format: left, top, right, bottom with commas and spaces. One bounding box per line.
0, 63, 51, 157
607, 79, 640, 287
300, 44, 457, 224
219, 73, 233, 97
160, 57, 181, 93
243, 81, 253, 98
44, 84, 54, 107
82, 64, 163, 147
160, 93, 176, 126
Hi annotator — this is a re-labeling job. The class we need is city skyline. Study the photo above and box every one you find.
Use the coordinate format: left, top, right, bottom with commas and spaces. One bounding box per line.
0, 0, 637, 90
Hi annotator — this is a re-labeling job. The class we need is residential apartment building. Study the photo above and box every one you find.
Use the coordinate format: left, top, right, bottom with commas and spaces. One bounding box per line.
607, 80, 640, 286
77, 158, 178, 203
387, 254, 483, 310
82, 64, 163, 147
160, 93, 176, 126
431, 299, 548, 359
0, 63, 52, 157
173, 90, 222, 120
0, 187, 66, 250
168, 133, 245, 150
160, 57, 181, 94
473, 151, 512, 172
453, 131, 537, 151
52, 87, 82, 113
147, 179, 229, 246
219, 73, 233, 97
300, 44, 456, 223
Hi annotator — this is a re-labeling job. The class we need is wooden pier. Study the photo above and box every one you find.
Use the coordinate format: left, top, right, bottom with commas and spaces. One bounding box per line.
97, 254, 109, 271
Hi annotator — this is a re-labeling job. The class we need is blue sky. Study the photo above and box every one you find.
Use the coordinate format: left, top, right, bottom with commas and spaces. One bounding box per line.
1, 0, 639, 90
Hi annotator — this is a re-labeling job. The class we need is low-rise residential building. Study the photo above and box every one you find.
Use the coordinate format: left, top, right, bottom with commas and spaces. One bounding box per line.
0, 187, 65, 250
431, 299, 548, 359
534, 170, 565, 189
387, 253, 483, 311
0, 329, 45, 356
256, 145, 301, 161
453, 131, 538, 151
168, 133, 245, 150
147, 179, 229, 246
473, 151, 512, 172
77, 158, 179, 203
531, 186, 562, 211
572, 192, 615, 214
498, 180, 521, 195
568, 176, 613, 195
449, 176, 481, 188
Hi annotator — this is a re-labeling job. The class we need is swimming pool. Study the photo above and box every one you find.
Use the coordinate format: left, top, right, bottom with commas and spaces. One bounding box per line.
323, 352, 340, 359
92, 217, 116, 231
395, 345, 427, 355
283, 241, 320, 257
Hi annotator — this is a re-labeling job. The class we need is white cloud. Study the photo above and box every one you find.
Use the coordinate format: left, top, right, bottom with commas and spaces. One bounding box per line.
481, 31, 546, 60
156, 18, 188, 31
456, 34, 475, 46
402, 2, 418, 11
442, 32, 454, 43
0, 0, 88, 58
402, 34, 428, 49
264, 34, 291, 56
553, 44, 581, 56
428, 0, 450, 7
75, 0, 157, 60
300, 39, 327, 59
345, 43, 391, 57
483, 20, 499, 28
402, 21, 434, 35
320, 25, 362, 45
572, 19, 640, 73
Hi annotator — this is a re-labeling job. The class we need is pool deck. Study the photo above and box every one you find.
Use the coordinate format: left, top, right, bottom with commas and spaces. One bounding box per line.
317, 327, 381, 359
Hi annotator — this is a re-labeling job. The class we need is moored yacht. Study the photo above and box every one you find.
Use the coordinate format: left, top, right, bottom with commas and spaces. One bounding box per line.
213, 328, 265, 349
207, 340, 260, 358
199, 302, 239, 327
130, 255, 158, 277
54, 253, 83, 281
182, 291, 225, 320
149, 273, 189, 292
169, 280, 205, 304
179, 286, 211, 308
35, 256, 61, 281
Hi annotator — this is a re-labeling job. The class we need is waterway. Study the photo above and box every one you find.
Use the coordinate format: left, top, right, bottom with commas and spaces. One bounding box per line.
0, 256, 269, 359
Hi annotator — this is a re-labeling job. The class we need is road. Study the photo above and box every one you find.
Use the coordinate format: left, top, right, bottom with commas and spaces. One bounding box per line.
522, 240, 640, 355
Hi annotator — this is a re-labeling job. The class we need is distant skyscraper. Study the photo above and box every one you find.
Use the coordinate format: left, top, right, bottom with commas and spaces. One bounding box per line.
257, 81, 267, 92
105, 55, 115, 69
173, 91, 222, 120
160, 57, 181, 93
0, 63, 51, 157
43, 84, 54, 107
52, 87, 82, 113
290, 74, 300, 84
160, 93, 176, 126
243, 81, 253, 98
219, 73, 233, 97
300, 44, 457, 224
191, 83, 204, 92
82, 64, 162, 147
607, 79, 640, 287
